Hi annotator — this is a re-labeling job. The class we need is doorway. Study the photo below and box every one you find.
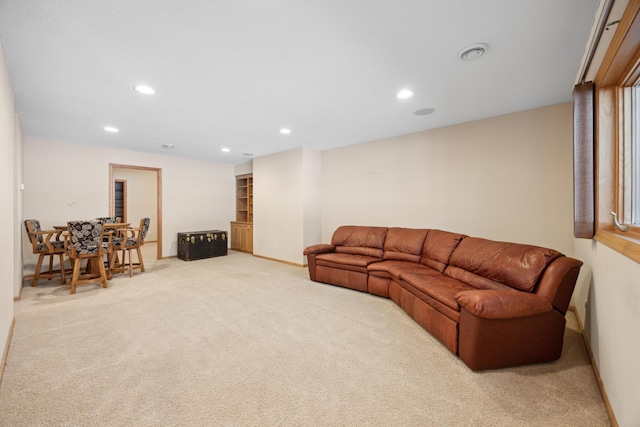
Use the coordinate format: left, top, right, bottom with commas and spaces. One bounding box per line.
109, 164, 162, 260
114, 179, 127, 221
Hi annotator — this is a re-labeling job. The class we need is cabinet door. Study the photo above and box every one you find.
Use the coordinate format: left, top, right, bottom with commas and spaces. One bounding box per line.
230, 222, 253, 253
230, 223, 241, 250
238, 224, 248, 251
246, 224, 253, 253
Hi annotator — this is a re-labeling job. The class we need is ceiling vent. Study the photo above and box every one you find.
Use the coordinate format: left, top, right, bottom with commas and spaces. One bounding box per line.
414, 108, 435, 116
458, 43, 488, 61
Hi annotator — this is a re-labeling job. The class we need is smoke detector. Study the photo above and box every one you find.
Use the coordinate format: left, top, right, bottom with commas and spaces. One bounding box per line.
458, 43, 488, 61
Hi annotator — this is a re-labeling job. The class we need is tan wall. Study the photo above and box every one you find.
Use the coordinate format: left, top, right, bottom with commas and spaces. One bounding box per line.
253, 148, 305, 264
253, 147, 321, 265
573, 239, 640, 425
302, 148, 322, 252
321, 103, 575, 256
234, 160, 253, 177
13, 115, 24, 298
0, 40, 16, 368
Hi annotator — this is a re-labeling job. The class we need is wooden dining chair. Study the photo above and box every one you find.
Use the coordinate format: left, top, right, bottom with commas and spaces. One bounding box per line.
95, 216, 122, 224
111, 218, 150, 277
65, 220, 113, 294
95, 216, 121, 272
24, 219, 66, 287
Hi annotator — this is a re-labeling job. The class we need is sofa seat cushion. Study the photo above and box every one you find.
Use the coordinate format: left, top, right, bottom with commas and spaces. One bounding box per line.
402, 272, 475, 312
315, 252, 381, 274
368, 260, 441, 280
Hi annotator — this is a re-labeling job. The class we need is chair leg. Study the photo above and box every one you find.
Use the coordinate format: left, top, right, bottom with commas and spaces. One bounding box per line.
97, 257, 109, 288
69, 258, 81, 294
108, 251, 117, 274
129, 249, 134, 277
120, 249, 126, 274
47, 254, 54, 281
136, 247, 145, 273
59, 254, 66, 284
104, 253, 113, 280
32, 253, 46, 287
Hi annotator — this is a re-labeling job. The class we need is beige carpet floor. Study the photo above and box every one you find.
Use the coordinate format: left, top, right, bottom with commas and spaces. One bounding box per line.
0, 246, 610, 426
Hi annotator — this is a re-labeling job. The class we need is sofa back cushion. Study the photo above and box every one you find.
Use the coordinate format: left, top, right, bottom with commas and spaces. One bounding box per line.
420, 230, 466, 272
445, 237, 563, 292
383, 228, 429, 262
332, 226, 388, 258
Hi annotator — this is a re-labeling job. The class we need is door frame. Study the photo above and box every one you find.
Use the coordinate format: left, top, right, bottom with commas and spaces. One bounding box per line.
109, 163, 162, 260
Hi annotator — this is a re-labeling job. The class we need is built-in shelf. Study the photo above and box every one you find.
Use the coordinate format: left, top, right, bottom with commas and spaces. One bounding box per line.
231, 173, 253, 253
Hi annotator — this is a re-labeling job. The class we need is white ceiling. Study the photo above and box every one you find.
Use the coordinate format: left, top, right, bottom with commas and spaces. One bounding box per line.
0, 0, 600, 165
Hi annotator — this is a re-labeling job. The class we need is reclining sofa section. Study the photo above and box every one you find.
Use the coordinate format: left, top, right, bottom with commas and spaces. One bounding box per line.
303, 226, 583, 371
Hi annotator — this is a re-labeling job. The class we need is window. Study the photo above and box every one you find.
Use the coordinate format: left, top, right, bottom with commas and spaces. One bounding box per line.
592, 0, 640, 262
614, 71, 640, 233
629, 83, 640, 225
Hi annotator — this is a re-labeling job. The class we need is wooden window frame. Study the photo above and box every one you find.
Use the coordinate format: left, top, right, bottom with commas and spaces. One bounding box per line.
594, 0, 640, 263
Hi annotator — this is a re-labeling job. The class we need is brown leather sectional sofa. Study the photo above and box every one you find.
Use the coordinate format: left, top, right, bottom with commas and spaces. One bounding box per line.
303, 226, 583, 371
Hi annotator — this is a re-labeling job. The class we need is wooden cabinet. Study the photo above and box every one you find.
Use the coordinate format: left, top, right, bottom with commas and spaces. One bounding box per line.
230, 222, 253, 253
231, 174, 253, 253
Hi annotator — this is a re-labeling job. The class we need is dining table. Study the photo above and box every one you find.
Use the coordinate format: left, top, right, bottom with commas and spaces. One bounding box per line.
54, 222, 131, 280
54, 222, 131, 232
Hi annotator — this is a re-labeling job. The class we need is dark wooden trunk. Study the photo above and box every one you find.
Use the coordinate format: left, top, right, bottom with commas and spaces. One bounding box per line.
178, 230, 228, 261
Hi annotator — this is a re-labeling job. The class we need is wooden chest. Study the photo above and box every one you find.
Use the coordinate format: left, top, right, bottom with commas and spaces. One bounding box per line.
177, 230, 228, 261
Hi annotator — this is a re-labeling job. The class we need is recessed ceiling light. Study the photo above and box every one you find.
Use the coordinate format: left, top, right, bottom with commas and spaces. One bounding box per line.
396, 89, 414, 100
414, 108, 436, 116
162, 143, 175, 149
134, 84, 156, 95
458, 43, 488, 61
104, 126, 119, 133
221, 147, 230, 153
280, 128, 291, 134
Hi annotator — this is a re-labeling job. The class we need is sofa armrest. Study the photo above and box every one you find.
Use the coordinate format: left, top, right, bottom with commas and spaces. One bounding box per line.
303, 244, 336, 255
455, 289, 552, 320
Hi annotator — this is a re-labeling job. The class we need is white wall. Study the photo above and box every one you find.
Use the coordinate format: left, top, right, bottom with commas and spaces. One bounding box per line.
23, 138, 235, 263
302, 148, 322, 251
574, 231, 640, 426
13, 115, 23, 298
253, 147, 321, 265
234, 160, 253, 176
254, 148, 305, 264
321, 103, 575, 256
0, 39, 16, 371
113, 168, 158, 241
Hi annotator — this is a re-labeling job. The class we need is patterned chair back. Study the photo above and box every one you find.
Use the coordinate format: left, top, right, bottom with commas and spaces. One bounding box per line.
96, 216, 121, 224
67, 220, 104, 255
24, 219, 43, 245
140, 218, 151, 243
